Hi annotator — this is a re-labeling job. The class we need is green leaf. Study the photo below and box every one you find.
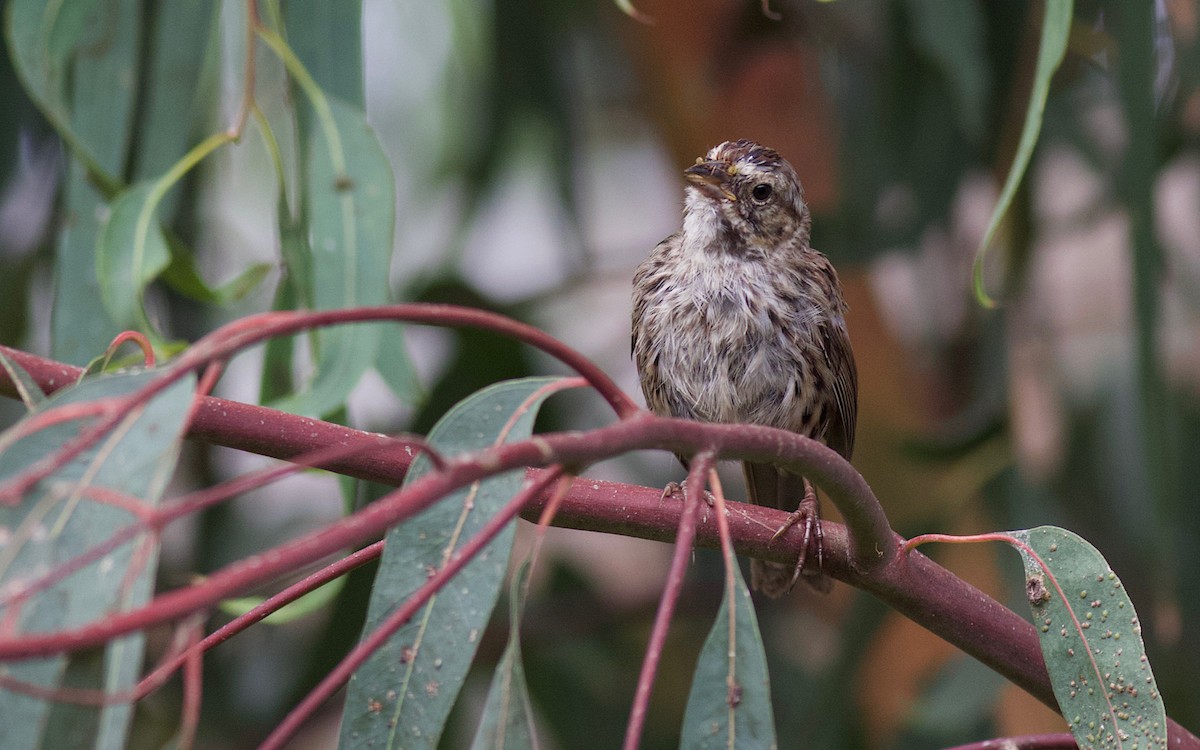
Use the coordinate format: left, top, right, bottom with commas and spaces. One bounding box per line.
0, 369, 195, 750
129, 1, 217, 187
282, 0, 363, 106
160, 236, 272, 306
376, 325, 425, 406
972, 0, 1073, 306
470, 561, 538, 750
95, 182, 172, 333
680, 561, 777, 750
52, 170, 124, 365
904, 0, 988, 139
5, 0, 132, 195
1009, 526, 1167, 750
34, 0, 142, 364
338, 377, 562, 749
269, 97, 396, 418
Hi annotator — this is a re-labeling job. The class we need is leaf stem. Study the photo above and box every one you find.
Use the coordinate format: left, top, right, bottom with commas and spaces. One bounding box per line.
623, 451, 715, 750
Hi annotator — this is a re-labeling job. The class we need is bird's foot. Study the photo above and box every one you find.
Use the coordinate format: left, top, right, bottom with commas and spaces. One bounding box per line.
659, 480, 715, 507
769, 483, 828, 593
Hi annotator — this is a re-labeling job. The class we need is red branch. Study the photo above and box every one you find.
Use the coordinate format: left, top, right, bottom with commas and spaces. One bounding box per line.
0, 345, 1198, 748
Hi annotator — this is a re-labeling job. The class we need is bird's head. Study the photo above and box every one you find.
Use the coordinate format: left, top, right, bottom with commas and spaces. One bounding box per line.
682, 139, 811, 256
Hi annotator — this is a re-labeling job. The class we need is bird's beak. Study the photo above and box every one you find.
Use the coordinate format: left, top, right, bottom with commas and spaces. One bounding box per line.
684, 160, 737, 202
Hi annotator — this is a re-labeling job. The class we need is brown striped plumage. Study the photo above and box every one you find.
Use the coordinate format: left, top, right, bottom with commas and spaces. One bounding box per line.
632, 140, 857, 596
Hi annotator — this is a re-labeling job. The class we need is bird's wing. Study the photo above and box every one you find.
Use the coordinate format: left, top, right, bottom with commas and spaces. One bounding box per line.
820, 317, 858, 460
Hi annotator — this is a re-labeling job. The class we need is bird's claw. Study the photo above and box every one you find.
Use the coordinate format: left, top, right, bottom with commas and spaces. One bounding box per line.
769, 485, 826, 592
659, 480, 715, 507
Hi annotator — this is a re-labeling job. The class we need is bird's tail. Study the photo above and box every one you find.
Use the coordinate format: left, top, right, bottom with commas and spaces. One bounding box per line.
751, 559, 831, 597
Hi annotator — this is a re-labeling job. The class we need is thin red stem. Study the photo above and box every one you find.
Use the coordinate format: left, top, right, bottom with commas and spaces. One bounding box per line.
623, 451, 714, 750
105, 331, 156, 367
179, 618, 203, 750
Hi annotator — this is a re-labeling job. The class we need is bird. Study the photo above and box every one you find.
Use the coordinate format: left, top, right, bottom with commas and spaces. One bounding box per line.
631, 139, 857, 597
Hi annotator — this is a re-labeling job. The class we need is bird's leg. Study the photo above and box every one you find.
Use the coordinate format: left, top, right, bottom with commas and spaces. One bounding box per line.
770, 478, 824, 589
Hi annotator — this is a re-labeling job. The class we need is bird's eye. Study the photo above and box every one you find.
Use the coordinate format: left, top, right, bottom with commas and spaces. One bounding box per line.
751, 183, 772, 202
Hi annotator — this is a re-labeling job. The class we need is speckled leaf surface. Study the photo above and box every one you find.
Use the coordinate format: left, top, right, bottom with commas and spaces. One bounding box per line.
1011, 526, 1166, 750
339, 377, 560, 749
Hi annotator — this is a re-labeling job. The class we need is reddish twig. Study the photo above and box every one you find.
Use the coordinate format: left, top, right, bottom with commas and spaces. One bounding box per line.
179, 617, 203, 750
624, 452, 715, 750
0, 415, 890, 661
104, 331, 156, 367
170, 305, 639, 419
0, 304, 635, 502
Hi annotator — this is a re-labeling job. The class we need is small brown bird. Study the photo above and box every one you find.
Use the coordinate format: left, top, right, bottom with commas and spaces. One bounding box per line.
632, 139, 857, 597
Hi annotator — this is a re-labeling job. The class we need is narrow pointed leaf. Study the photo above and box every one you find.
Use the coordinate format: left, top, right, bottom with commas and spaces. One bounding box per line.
1010, 526, 1166, 750
270, 98, 395, 418
129, 0, 216, 186
470, 561, 538, 750
972, 0, 1072, 306
339, 377, 562, 749
160, 245, 272, 306
31, 0, 141, 363
681, 562, 777, 750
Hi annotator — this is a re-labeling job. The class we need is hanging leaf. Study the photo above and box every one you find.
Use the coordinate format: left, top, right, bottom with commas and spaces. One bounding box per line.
1010, 526, 1167, 750
470, 560, 538, 750
339, 377, 562, 749
972, 0, 1073, 306
680, 561, 777, 749
95, 182, 172, 333
269, 97, 396, 418
5, 0, 130, 194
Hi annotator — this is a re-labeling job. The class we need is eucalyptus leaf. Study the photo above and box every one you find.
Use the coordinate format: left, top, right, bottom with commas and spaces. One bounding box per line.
95, 182, 172, 333
680, 562, 777, 750
270, 98, 395, 418
470, 561, 538, 750
1010, 526, 1166, 750
973, 0, 1073, 305
338, 377, 562, 749
5, 0, 125, 193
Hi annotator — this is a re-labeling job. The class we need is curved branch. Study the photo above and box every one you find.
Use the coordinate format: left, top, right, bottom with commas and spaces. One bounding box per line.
0, 414, 889, 659
173, 305, 640, 419
1, 347, 1197, 748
